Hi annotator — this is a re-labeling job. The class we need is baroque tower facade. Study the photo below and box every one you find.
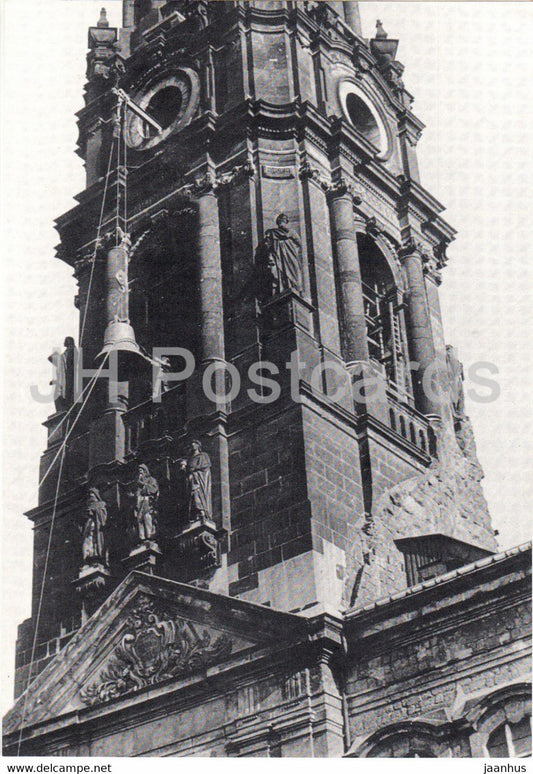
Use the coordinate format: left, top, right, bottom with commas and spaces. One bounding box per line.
5, 1, 530, 759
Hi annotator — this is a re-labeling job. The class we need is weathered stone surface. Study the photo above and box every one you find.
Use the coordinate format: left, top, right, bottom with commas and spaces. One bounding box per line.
344, 544, 531, 758
348, 421, 497, 608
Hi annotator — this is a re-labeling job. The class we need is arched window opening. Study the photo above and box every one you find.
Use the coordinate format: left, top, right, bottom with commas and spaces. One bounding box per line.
487, 716, 531, 758
364, 734, 440, 758
358, 235, 411, 396
399, 415, 406, 438
389, 409, 397, 432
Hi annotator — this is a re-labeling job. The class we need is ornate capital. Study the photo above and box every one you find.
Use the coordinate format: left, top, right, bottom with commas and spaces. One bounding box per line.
183, 161, 256, 199
298, 160, 329, 189
433, 238, 450, 271
365, 216, 383, 238
215, 161, 256, 190
397, 237, 424, 262
183, 171, 217, 199
421, 242, 449, 285
397, 237, 444, 283
324, 177, 363, 205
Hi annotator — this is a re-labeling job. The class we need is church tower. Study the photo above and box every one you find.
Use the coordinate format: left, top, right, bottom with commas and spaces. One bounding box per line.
7, 3, 520, 760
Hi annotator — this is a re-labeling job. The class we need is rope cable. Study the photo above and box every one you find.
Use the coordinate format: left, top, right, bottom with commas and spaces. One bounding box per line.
38, 356, 108, 491
123, 110, 128, 237
47, 364, 104, 444
15, 352, 111, 752
15, 93, 133, 753
15, 423, 69, 757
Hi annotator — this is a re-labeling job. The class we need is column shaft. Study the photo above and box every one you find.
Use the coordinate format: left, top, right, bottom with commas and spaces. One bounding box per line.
343, 2, 362, 35
122, 0, 135, 28
197, 192, 225, 363
328, 193, 369, 363
402, 251, 439, 414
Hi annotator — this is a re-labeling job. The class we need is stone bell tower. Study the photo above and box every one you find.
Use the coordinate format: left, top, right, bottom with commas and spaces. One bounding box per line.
13, 0, 497, 703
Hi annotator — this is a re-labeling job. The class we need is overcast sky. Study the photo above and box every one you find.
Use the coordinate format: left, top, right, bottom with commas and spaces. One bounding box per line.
1, 1, 532, 713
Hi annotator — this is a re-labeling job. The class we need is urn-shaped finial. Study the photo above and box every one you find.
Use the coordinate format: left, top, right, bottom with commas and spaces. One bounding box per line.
375, 19, 388, 39
97, 8, 109, 28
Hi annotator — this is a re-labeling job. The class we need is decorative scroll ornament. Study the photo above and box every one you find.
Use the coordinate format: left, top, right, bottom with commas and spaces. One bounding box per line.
324, 176, 364, 205
299, 162, 365, 206
397, 237, 447, 284
80, 595, 232, 706
365, 215, 383, 238
397, 237, 424, 261
174, 521, 222, 580
215, 161, 256, 190
183, 161, 256, 198
298, 159, 329, 190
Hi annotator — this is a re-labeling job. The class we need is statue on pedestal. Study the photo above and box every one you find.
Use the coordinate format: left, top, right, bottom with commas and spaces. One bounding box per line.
48, 337, 76, 413
132, 464, 159, 544
80, 488, 109, 567
446, 345, 466, 420
260, 213, 302, 297
180, 441, 212, 523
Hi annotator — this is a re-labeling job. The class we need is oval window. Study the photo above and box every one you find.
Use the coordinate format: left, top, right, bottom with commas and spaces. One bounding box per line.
338, 82, 389, 158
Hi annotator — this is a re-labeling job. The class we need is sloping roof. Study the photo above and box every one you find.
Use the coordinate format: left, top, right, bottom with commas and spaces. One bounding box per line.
345, 541, 531, 621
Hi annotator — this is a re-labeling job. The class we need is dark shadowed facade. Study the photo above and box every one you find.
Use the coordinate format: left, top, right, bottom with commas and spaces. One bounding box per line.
3, 1, 531, 758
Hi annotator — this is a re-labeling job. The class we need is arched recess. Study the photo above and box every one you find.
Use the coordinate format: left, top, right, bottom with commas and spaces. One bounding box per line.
461, 682, 532, 758
355, 232, 412, 397
346, 719, 453, 758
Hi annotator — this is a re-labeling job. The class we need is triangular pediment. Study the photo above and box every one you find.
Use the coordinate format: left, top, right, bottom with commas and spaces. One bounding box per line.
3, 573, 308, 737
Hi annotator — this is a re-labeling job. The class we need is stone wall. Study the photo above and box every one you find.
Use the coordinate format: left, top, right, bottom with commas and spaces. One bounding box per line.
345, 546, 531, 757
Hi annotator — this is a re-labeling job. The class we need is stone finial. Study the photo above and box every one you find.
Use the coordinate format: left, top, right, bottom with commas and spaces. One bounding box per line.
97, 8, 109, 28
375, 19, 388, 39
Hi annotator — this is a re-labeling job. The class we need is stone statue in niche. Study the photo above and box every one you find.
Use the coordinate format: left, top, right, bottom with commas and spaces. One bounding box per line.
80, 487, 109, 567
48, 336, 76, 413
131, 464, 159, 544
446, 345, 466, 420
180, 441, 212, 523
260, 213, 303, 298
